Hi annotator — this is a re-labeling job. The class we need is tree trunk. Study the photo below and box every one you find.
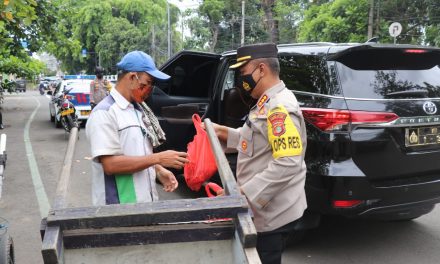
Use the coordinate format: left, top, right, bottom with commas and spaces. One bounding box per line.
367, 0, 374, 39
210, 24, 220, 52
261, 0, 279, 43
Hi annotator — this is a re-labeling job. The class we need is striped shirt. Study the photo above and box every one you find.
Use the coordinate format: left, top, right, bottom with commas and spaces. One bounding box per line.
85, 88, 158, 205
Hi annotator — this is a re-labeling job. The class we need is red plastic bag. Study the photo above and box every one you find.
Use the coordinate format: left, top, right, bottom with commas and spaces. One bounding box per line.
184, 114, 218, 191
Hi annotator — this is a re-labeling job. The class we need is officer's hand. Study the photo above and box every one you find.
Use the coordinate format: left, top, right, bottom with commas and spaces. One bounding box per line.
200, 122, 229, 142
157, 167, 178, 192
156, 150, 188, 169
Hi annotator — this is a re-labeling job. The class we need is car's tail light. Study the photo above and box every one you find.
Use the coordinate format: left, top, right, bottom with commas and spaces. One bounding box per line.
333, 200, 363, 208
301, 108, 399, 132
404, 49, 427, 54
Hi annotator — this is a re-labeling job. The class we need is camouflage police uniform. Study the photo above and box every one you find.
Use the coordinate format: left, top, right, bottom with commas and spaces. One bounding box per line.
226, 80, 307, 233
90, 78, 111, 105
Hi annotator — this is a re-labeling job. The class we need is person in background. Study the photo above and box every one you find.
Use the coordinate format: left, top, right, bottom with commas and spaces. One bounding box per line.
39, 81, 45, 95
208, 43, 308, 264
90, 66, 112, 109
86, 51, 188, 205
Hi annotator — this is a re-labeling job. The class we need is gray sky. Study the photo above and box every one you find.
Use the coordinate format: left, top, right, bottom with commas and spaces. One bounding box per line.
168, 0, 200, 11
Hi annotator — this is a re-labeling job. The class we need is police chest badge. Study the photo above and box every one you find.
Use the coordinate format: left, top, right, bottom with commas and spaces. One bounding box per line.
268, 112, 287, 136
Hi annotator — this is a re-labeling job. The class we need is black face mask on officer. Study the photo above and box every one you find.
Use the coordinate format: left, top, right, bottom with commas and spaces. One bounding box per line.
237, 64, 262, 97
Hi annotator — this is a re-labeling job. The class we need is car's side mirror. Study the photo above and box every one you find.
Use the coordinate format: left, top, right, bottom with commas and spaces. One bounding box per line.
46, 91, 53, 96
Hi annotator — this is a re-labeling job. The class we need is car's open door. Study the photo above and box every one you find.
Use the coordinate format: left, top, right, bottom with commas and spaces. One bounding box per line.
146, 51, 221, 151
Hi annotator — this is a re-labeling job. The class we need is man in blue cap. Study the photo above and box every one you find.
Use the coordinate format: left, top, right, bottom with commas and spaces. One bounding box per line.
86, 51, 189, 205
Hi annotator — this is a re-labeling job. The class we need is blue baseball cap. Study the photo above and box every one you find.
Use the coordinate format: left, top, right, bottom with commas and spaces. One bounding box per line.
116, 51, 170, 80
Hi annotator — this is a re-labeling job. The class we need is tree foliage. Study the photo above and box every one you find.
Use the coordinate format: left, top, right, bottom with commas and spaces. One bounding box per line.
376, 0, 440, 45
186, 0, 269, 52
0, 0, 57, 77
298, 0, 369, 43
46, 0, 181, 74
0, 55, 45, 79
5, 0, 438, 77
96, 17, 148, 72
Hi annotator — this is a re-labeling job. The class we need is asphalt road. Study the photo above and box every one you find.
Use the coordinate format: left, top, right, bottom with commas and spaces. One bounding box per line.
0, 91, 439, 264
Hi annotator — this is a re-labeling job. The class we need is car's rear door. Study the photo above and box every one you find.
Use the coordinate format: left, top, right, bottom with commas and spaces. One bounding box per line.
330, 45, 440, 183
147, 51, 221, 151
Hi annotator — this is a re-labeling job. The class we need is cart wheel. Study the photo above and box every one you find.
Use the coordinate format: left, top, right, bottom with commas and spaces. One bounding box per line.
0, 234, 14, 264
7, 236, 14, 264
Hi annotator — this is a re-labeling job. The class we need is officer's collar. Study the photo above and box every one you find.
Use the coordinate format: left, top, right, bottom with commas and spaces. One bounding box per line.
255, 81, 286, 109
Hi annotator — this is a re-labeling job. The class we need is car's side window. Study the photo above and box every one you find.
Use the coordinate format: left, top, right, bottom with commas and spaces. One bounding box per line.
160, 58, 217, 98
279, 55, 333, 95
327, 61, 343, 96
220, 69, 236, 99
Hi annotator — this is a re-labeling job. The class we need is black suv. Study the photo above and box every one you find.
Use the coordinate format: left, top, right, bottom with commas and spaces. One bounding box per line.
147, 43, 440, 228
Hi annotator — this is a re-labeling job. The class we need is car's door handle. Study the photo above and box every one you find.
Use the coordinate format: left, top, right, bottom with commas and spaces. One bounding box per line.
178, 103, 208, 116
161, 104, 199, 124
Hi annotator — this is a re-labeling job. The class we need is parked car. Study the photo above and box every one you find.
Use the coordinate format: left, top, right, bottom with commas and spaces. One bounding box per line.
48, 79, 92, 127
15, 79, 26, 92
146, 43, 440, 234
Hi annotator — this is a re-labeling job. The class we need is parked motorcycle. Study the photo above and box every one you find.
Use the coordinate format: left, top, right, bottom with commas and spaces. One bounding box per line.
0, 134, 15, 264
52, 88, 79, 132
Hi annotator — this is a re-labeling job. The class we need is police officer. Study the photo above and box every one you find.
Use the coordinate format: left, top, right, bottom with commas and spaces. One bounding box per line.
90, 66, 112, 109
210, 43, 307, 264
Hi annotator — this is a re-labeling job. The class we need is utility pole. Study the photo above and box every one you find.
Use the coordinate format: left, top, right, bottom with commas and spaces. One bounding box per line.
152, 25, 156, 61
167, 1, 171, 58
375, 0, 381, 36
241, 0, 245, 45
367, 0, 374, 39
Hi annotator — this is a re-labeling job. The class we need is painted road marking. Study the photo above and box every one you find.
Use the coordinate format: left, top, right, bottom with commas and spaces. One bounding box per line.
24, 97, 50, 217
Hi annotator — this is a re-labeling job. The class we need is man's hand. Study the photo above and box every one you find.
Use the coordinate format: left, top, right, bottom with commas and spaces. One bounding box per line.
156, 150, 189, 169
156, 165, 178, 192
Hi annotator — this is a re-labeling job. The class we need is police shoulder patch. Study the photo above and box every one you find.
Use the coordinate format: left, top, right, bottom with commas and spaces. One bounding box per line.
267, 105, 302, 158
